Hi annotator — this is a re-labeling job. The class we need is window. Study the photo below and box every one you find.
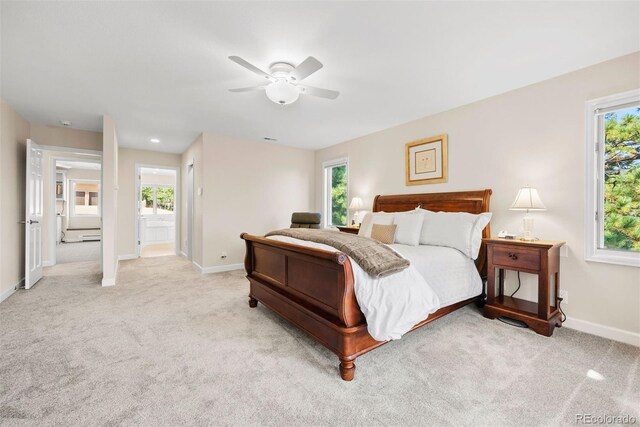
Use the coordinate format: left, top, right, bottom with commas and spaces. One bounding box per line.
141, 185, 175, 216
585, 89, 640, 267
323, 158, 348, 227
71, 180, 100, 216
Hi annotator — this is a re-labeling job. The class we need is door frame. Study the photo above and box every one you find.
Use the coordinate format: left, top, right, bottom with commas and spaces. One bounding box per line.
134, 164, 181, 258
186, 161, 194, 261
48, 155, 102, 266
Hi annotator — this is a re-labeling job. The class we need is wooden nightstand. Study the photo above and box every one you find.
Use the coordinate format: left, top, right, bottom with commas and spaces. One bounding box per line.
337, 226, 360, 235
483, 237, 566, 337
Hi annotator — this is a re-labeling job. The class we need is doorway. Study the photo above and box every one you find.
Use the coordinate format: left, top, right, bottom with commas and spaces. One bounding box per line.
136, 165, 179, 258
53, 159, 102, 264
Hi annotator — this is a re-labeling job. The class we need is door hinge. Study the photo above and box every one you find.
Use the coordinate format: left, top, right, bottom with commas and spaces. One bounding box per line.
138, 240, 140, 245
595, 211, 599, 221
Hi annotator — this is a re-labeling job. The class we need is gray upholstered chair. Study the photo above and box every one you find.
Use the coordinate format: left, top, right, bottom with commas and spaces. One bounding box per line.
290, 212, 322, 229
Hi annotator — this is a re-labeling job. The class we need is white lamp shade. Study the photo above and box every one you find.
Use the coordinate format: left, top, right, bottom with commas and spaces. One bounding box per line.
265, 80, 300, 105
348, 197, 364, 210
509, 186, 547, 211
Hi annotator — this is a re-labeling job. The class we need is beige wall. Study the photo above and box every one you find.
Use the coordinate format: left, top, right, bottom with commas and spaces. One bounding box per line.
117, 148, 180, 257
201, 133, 315, 268
101, 115, 119, 286
0, 100, 30, 301
180, 135, 203, 265
31, 124, 102, 151
315, 52, 640, 336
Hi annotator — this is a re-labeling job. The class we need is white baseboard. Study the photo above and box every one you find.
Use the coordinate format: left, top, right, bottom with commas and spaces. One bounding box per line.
102, 260, 119, 287
192, 261, 203, 273
43, 260, 54, 267
101, 276, 116, 287
180, 251, 187, 258
0, 278, 24, 303
118, 254, 138, 261
564, 316, 639, 347
201, 263, 244, 274
191, 261, 243, 274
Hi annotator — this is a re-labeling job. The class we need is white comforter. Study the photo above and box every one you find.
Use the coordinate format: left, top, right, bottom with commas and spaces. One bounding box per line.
267, 236, 441, 341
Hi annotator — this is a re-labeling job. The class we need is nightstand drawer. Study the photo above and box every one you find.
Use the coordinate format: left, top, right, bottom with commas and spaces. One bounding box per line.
492, 245, 540, 270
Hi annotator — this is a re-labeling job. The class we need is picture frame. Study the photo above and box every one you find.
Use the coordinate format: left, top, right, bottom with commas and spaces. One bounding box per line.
405, 134, 448, 186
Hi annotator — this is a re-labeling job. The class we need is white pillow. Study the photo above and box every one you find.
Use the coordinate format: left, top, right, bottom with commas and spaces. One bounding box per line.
358, 212, 395, 237
419, 211, 492, 259
393, 212, 423, 246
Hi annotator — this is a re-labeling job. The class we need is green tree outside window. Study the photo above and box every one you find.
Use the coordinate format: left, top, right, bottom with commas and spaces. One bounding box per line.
603, 108, 640, 251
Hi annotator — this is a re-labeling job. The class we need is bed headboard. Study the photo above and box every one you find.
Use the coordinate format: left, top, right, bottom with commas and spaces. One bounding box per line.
372, 189, 493, 275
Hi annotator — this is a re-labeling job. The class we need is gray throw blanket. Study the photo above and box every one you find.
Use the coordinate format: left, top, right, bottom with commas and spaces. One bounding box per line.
265, 228, 410, 278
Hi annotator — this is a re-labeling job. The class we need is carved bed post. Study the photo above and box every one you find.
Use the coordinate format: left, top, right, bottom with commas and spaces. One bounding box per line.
339, 358, 355, 381
241, 233, 258, 308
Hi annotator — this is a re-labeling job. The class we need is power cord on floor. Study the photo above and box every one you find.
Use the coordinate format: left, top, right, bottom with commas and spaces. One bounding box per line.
557, 297, 567, 323
510, 271, 521, 297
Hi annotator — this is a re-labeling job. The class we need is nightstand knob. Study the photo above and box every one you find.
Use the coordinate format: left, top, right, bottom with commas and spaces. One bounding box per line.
508, 252, 518, 260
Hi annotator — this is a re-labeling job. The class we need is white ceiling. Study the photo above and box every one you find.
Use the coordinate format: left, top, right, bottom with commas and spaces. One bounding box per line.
2, 2, 638, 153
57, 160, 101, 171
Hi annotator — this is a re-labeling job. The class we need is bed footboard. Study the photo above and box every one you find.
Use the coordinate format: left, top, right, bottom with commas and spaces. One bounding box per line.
241, 233, 371, 376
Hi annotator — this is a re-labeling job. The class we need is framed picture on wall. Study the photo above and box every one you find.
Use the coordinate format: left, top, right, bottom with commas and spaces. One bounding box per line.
405, 134, 448, 185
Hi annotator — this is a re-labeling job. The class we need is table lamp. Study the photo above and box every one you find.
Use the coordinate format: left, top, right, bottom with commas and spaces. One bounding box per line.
509, 186, 546, 241
348, 197, 364, 226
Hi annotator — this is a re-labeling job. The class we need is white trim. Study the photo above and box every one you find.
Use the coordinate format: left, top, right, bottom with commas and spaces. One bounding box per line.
40, 144, 102, 156
118, 253, 138, 261
0, 278, 24, 303
200, 263, 244, 274
584, 89, 640, 268
192, 260, 204, 273
102, 259, 118, 287
564, 316, 639, 347
43, 260, 54, 267
180, 251, 188, 258
101, 277, 116, 287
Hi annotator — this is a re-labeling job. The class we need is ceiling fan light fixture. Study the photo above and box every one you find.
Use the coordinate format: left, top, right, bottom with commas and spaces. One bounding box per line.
265, 80, 300, 105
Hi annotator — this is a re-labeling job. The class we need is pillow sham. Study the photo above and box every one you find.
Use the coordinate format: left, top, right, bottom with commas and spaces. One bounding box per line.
371, 224, 397, 244
358, 212, 395, 237
393, 212, 423, 246
418, 210, 492, 259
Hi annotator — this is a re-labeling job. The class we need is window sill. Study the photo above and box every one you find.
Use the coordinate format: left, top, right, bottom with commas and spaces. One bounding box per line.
585, 249, 640, 268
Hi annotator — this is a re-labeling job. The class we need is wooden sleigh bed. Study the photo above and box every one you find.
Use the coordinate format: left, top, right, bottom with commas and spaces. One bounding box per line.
240, 189, 492, 381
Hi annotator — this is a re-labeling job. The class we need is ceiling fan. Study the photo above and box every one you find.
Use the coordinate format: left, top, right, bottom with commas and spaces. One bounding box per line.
228, 56, 339, 105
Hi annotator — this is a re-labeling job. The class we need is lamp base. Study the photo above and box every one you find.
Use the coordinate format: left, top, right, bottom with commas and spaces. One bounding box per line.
522, 214, 534, 241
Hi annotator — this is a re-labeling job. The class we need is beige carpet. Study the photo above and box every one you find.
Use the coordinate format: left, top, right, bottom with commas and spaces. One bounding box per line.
140, 242, 175, 258
0, 256, 638, 426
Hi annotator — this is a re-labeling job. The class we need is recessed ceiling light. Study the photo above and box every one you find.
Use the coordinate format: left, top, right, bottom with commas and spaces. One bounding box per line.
60, 120, 72, 127
150, 138, 160, 143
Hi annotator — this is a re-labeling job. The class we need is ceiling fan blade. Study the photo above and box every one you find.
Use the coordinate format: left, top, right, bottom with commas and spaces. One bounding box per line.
228, 56, 273, 80
298, 85, 339, 100
289, 56, 323, 82
229, 83, 269, 93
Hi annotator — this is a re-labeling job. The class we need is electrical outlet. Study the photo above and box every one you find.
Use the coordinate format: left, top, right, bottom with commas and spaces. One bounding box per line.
220, 251, 227, 259
559, 290, 568, 305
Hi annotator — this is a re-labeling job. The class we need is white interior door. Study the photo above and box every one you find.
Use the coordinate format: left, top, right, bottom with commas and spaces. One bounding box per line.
25, 139, 44, 289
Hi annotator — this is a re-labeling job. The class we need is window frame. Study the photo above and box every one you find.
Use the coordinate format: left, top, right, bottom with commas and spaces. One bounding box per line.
140, 183, 175, 217
322, 157, 349, 228
585, 89, 640, 267
70, 179, 101, 218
